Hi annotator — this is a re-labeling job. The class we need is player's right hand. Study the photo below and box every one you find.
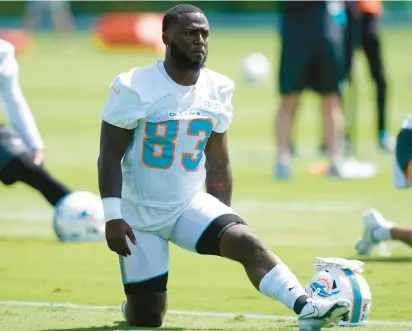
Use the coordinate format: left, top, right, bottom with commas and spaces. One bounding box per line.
105, 219, 137, 257
33, 149, 45, 166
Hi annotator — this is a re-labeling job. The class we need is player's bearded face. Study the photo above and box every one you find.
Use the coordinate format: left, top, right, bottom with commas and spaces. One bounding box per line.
170, 40, 207, 70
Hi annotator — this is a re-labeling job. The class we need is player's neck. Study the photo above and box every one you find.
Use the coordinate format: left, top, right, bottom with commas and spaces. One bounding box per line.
163, 59, 200, 86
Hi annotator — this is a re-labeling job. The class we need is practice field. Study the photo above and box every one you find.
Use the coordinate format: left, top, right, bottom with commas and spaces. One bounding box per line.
1, 27, 412, 330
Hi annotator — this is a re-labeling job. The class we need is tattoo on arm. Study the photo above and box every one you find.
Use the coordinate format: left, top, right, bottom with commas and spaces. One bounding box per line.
204, 131, 232, 207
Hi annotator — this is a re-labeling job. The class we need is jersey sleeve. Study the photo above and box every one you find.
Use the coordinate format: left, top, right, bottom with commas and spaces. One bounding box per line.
213, 80, 235, 133
0, 47, 44, 150
0, 51, 18, 78
101, 73, 145, 130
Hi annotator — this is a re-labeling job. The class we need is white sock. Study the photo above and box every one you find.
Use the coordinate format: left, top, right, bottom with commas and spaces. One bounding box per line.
373, 223, 394, 241
259, 264, 308, 313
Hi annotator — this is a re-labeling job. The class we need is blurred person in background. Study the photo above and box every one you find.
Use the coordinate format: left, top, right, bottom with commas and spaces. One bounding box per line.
275, 1, 345, 180
23, 0, 74, 35
345, 0, 393, 152
0, 39, 71, 207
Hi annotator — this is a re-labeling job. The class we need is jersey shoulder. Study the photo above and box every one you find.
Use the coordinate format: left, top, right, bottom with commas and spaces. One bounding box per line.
114, 62, 161, 94
102, 63, 161, 129
202, 67, 235, 97
0, 39, 15, 61
201, 68, 235, 133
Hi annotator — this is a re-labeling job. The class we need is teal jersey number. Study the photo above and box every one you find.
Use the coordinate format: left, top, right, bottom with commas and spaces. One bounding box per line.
142, 119, 213, 171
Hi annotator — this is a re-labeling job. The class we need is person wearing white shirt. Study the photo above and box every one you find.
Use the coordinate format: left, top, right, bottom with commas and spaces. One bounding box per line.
97, 4, 350, 329
0, 38, 70, 207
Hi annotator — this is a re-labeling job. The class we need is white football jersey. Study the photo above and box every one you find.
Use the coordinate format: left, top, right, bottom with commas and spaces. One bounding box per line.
102, 61, 234, 208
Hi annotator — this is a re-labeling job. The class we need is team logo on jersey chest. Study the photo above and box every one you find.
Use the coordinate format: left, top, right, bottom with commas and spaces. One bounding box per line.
167, 100, 221, 119
169, 111, 201, 117
203, 100, 221, 110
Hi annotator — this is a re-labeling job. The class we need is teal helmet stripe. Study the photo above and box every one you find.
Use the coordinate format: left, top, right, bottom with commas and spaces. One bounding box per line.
343, 268, 362, 323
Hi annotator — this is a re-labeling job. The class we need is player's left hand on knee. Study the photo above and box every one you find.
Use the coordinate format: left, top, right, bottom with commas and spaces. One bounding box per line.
105, 219, 137, 257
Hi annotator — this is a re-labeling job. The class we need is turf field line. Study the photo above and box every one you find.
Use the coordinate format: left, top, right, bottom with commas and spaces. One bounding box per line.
234, 200, 363, 213
0, 210, 51, 221
0, 200, 362, 223
0, 300, 411, 327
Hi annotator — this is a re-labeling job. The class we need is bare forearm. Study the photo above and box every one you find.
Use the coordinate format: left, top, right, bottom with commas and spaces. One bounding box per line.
205, 162, 233, 207
98, 153, 123, 198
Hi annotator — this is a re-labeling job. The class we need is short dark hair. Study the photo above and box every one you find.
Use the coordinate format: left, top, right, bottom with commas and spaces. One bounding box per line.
162, 4, 204, 32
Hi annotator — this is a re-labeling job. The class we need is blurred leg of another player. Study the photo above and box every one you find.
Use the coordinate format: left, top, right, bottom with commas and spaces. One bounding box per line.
361, 10, 393, 151
345, 1, 392, 152
356, 209, 412, 256
342, 2, 359, 156
23, 0, 74, 35
0, 125, 71, 207
275, 2, 345, 179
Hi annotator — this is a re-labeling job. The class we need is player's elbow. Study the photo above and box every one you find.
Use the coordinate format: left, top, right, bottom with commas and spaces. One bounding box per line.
205, 158, 230, 173
97, 155, 102, 174
205, 152, 230, 170
97, 153, 105, 172
97, 151, 120, 170
97, 155, 114, 184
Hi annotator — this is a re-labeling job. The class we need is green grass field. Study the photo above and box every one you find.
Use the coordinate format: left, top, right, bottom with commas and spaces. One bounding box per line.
1, 27, 412, 330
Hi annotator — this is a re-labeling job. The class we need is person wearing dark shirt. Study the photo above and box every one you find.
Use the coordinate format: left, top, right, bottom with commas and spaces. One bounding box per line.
275, 1, 346, 179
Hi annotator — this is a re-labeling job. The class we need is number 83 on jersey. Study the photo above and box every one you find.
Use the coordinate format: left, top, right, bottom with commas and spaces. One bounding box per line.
142, 118, 213, 172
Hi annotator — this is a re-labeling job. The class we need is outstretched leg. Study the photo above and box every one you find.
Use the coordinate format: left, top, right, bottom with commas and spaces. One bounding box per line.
218, 220, 309, 313
171, 193, 351, 330
0, 153, 70, 206
357, 209, 412, 256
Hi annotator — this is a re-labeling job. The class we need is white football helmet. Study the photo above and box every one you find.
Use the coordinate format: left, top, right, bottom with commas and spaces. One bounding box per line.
305, 257, 372, 327
53, 191, 105, 242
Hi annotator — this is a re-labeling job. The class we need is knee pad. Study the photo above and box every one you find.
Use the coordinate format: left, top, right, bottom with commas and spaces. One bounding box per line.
124, 275, 168, 328
124, 272, 168, 296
